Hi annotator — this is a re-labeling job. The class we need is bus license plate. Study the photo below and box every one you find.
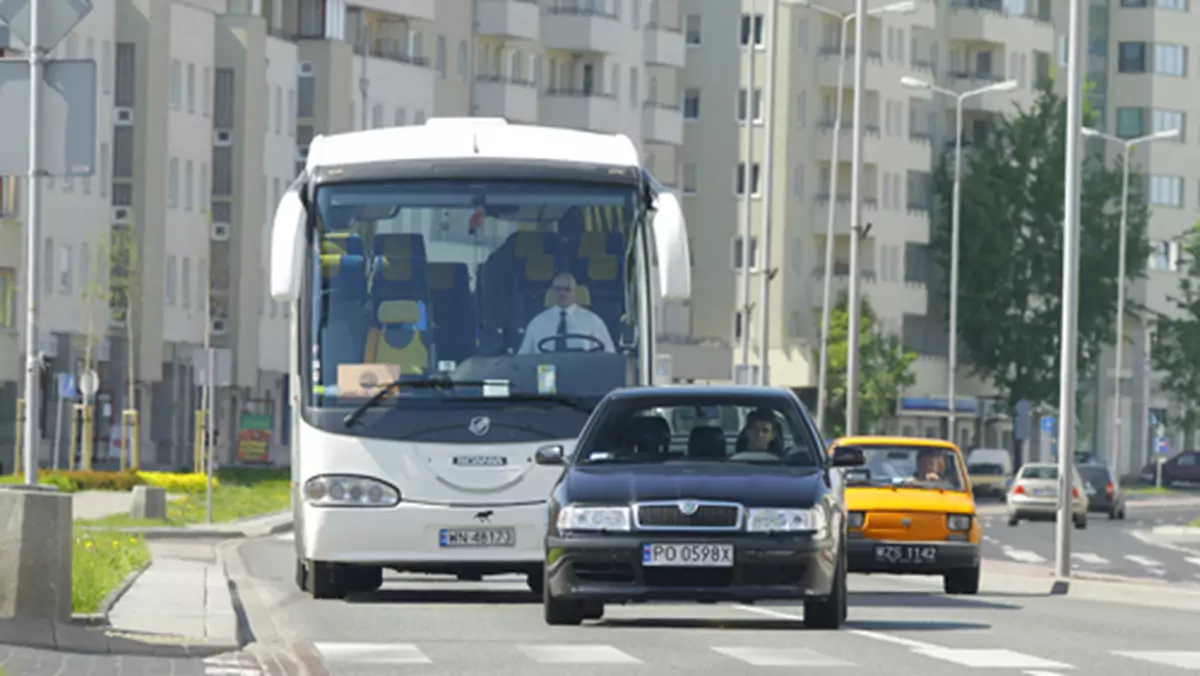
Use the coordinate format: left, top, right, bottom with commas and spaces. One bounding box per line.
642, 543, 734, 567
439, 527, 516, 548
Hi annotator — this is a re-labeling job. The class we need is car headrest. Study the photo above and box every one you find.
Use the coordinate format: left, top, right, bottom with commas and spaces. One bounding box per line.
688, 426, 727, 459
625, 416, 671, 454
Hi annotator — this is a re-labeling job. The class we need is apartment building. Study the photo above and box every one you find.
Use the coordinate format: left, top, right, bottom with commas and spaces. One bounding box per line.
0, 0, 691, 470
679, 0, 1055, 446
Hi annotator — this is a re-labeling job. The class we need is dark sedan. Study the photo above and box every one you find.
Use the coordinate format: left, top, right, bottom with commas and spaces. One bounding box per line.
534, 386, 865, 629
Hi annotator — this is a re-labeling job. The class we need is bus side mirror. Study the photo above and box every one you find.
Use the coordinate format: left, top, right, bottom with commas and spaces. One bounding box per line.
270, 190, 307, 302
652, 191, 690, 300
534, 444, 565, 466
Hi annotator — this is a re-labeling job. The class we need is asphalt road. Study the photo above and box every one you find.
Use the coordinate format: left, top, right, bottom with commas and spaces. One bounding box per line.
974, 498, 1200, 583
229, 532, 1200, 675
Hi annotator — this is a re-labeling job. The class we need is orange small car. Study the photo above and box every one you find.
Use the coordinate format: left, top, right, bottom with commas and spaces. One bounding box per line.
829, 435, 981, 594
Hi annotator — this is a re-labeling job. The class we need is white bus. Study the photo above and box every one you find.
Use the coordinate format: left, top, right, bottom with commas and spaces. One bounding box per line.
269, 118, 691, 599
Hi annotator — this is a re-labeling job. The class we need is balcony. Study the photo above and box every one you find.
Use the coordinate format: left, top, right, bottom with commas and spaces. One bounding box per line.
476, 0, 541, 42
473, 75, 539, 124
814, 45, 883, 89
946, 0, 1052, 47
542, 90, 619, 134
353, 0, 435, 21
543, 6, 623, 55
643, 23, 685, 68
642, 102, 683, 145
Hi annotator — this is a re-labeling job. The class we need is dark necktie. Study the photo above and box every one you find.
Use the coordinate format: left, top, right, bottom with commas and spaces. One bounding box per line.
554, 309, 568, 351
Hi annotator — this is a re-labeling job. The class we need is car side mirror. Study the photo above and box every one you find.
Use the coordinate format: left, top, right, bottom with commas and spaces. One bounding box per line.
534, 444, 565, 466
831, 446, 866, 468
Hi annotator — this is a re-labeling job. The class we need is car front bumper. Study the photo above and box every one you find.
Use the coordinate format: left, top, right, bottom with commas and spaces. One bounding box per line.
847, 538, 979, 574
545, 533, 839, 602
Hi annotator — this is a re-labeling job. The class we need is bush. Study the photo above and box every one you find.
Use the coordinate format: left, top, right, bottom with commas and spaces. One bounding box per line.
137, 471, 216, 494
41, 469, 143, 492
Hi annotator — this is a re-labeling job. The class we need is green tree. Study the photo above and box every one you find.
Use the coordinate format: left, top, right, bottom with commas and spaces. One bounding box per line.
1150, 222, 1200, 440
929, 80, 1151, 444
815, 291, 918, 437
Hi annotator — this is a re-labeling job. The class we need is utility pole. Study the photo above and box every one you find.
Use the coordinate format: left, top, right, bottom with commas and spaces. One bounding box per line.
754, 0, 778, 386
737, 0, 757, 384
843, 0, 868, 434
21, 0, 45, 486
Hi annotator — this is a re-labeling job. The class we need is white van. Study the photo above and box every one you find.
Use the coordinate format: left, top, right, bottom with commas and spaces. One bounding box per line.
966, 448, 1014, 498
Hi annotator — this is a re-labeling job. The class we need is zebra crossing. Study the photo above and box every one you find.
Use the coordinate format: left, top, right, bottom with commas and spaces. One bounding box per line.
991, 546, 1200, 574
308, 641, 1200, 669
202, 653, 266, 675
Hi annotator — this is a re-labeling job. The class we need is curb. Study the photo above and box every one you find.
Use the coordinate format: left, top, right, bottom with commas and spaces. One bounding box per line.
77, 512, 293, 541
69, 561, 151, 628
0, 618, 239, 657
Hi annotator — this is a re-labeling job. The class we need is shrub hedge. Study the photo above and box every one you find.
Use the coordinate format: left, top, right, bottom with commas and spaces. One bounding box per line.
11, 469, 217, 494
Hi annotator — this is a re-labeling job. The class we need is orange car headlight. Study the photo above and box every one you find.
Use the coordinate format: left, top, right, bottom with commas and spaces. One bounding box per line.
847, 511, 865, 529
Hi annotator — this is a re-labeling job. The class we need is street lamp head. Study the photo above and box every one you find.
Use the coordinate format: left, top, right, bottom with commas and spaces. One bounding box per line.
876, 1, 917, 13
989, 79, 1019, 93
1080, 127, 1101, 138
900, 76, 930, 90
1150, 128, 1180, 141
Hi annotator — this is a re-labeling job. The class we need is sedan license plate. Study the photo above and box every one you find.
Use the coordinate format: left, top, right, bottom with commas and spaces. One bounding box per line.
875, 544, 937, 565
1033, 488, 1056, 497
439, 527, 515, 548
642, 543, 734, 567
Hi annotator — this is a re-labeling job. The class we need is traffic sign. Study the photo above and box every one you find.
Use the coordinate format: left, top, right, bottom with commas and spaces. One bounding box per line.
1156, 436, 1170, 454
0, 0, 93, 52
56, 372, 75, 399
1041, 415, 1056, 434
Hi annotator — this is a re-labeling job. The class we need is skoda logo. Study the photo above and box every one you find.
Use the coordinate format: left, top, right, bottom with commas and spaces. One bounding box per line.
468, 416, 491, 437
678, 500, 699, 516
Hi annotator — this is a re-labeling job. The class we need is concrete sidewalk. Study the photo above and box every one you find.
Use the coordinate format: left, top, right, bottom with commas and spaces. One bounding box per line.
72, 490, 135, 520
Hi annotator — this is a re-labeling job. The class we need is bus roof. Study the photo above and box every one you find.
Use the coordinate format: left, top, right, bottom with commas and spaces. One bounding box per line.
306, 118, 641, 172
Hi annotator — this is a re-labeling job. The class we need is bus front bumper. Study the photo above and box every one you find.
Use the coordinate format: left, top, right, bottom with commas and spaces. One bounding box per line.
301, 501, 547, 574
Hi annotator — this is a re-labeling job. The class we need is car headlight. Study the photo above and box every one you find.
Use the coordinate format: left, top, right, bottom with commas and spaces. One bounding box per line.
303, 475, 401, 507
746, 507, 827, 535
847, 511, 865, 529
556, 505, 631, 532
947, 514, 972, 531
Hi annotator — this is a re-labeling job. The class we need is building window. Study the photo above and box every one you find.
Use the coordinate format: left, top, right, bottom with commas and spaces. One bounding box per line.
168, 157, 179, 208
457, 40, 467, 80
1154, 43, 1187, 76
1152, 109, 1185, 139
1148, 240, 1176, 270
739, 13, 764, 48
169, 59, 181, 108
0, 267, 14, 328
1148, 175, 1183, 207
1118, 42, 1147, 72
1157, 0, 1187, 10
1120, 0, 1147, 5
165, 256, 177, 305
736, 87, 763, 123
186, 63, 195, 113
685, 14, 701, 45
683, 88, 700, 119
734, 162, 761, 197
184, 160, 193, 210
181, 258, 191, 307
789, 311, 802, 338
731, 235, 759, 271
793, 164, 805, 199
1115, 107, 1145, 137
682, 163, 697, 195
436, 35, 447, 78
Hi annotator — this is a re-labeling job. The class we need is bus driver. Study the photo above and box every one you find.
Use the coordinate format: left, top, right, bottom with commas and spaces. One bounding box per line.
518, 272, 615, 354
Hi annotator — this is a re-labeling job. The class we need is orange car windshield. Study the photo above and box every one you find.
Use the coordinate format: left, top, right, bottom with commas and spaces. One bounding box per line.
846, 445, 967, 492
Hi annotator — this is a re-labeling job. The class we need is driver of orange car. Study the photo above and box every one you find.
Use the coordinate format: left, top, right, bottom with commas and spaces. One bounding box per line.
909, 448, 946, 482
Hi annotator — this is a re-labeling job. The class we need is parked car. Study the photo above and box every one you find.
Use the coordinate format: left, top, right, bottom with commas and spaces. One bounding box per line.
830, 435, 981, 595
1006, 463, 1088, 529
1076, 463, 1126, 519
536, 385, 863, 629
1139, 451, 1200, 487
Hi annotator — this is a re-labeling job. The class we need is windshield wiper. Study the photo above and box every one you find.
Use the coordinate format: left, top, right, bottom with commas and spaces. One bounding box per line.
448, 392, 595, 414
342, 376, 495, 428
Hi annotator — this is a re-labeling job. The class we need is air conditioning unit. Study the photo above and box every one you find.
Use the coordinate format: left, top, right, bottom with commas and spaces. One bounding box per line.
211, 221, 230, 240
298, 61, 314, 77
213, 129, 232, 147
211, 318, 228, 335
113, 107, 133, 126
111, 206, 131, 224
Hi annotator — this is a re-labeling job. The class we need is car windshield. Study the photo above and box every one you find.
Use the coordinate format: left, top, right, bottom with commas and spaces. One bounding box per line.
303, 178, 642, 411
574, 401, 822, 467
845, 445, 967, 491
1020, 466, 1059, 480
1077, 466, 1110, 487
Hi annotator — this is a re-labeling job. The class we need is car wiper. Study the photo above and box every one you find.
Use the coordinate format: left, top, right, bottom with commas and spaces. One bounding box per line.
342, 376, 495, 428
448, 392, 595, 414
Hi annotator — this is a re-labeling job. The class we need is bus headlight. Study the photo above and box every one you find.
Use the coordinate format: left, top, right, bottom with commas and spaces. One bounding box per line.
746, 507, 828, 537
556, 505, 631, 532
304, 475, 400, 507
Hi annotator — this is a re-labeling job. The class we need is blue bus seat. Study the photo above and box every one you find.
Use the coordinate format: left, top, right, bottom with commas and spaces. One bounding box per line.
318, 253, 369, 385
322, 232, 364, 256
428, 262, 476, 363
364, 299, 430, 376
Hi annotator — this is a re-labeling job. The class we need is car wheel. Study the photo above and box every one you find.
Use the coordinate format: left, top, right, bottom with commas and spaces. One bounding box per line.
582, 600, 605, 620
804, 550, 846, 630
295, 558, 308, 592
346, 566, 383, 594
526, 571, 544, 595
1074, 514, 1087, 530
543, 570, 584, 626
944, 566, 980, 595
307, 560, 347, 599
1007, 514, 1019, 527
1118, 508, 1126, 520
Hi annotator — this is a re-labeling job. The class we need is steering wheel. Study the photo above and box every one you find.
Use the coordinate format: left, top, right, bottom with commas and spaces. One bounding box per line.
536, 333, 606, 353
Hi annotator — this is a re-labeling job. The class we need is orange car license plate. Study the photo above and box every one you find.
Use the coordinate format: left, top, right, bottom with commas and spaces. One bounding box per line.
875, 544, 937, 565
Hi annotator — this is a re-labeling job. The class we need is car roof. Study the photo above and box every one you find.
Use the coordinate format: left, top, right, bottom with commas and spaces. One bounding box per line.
833, 435, 959, 451
603, 385, 798, 403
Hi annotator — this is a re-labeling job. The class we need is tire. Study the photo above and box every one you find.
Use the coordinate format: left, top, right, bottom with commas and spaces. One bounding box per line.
307, 560, 347, 599
1118, 508, 1126, 520
346, 566, 383, 594
1007, 514, 1019, 527
1109, 508, 1119, 520
526, 572, 544, 595
543, 570, 584, 626
804, 550, 846, 630
944, 566, 980, 595
295, 558, 309, 592
582, 600, 605, 620
1074, 514, 1087, 530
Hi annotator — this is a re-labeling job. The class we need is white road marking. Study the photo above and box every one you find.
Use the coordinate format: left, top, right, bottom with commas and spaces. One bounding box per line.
1024, 672, 1067, 676
1070, 552, 1109, 565
517, 644, 641, 664
275, 532, 294, 542
1124, 554, 1164, 568
1003, 547, 1048, 563
734, 605, 943, 651
913, 648, 1074, 669
1111, 650, 1200, 668
712, 647, 853, 666
1184, 557, 1200, 567
314, 642, 432, 664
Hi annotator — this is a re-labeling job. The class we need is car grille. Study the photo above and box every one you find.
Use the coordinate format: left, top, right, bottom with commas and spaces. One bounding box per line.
634, 502, 742, 529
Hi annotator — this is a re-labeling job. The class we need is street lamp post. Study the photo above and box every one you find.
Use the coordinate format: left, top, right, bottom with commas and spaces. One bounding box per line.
737, 0, 758, 384
900, 75, 1017, 442
1080, 126, 1178, 482
795, 0, 914, 434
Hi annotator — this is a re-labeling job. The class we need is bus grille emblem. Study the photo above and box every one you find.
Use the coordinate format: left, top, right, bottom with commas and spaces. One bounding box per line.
468, 416, 491, 437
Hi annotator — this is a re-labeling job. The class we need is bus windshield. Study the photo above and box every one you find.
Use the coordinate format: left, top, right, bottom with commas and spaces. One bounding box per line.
302, 178, 643, 419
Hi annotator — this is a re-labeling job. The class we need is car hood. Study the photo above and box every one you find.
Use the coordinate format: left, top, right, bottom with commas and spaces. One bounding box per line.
563, 463, 828, 508
845, 486, 976, 515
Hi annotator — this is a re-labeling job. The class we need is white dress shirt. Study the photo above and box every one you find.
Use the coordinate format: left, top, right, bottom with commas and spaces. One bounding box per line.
518, 304, 615, 354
